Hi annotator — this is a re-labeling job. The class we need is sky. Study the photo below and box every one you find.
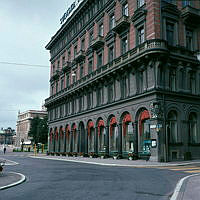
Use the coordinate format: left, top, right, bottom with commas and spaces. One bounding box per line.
0, 0, 74, 130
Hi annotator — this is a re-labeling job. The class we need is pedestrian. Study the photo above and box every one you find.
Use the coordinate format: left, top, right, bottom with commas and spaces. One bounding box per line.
3, 147, 6, 154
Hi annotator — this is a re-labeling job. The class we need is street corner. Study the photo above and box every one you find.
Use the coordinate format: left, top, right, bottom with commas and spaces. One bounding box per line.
0, 172, 26, 190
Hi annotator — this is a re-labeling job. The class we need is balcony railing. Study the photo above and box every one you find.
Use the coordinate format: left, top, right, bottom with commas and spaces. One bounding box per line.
62, 61, 72, 73
91, 36, 104, 50
50, 69, 60, 82
46, 39, 196, 105
112, 15, 130, 34
74, 50, 85, 63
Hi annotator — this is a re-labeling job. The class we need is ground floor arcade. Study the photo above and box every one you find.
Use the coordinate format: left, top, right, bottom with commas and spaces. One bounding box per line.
48, 100, 200, 162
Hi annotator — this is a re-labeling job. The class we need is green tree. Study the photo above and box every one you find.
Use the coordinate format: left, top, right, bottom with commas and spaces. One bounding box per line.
28, 116, 48, 144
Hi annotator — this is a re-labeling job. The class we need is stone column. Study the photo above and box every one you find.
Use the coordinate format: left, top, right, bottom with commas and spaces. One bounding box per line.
129, 69, 137, 96
105, 126, 109, 155
118, 123, 122, 155
95, 127, 98, 155
133, 122, 138, 155
115, 75, 121, 101
85, 128, 88, 154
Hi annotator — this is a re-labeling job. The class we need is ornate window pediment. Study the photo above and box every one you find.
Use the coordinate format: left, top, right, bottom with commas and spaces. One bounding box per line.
131, 8, 147, 26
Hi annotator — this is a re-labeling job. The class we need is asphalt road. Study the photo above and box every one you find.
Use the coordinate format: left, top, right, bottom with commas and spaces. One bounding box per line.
0, 153, 187, 200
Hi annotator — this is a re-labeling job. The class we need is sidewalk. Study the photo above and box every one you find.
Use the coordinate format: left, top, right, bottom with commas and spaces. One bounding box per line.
0, 172, 25, 190
30, 153, 200, 167
0, 159, 25, 190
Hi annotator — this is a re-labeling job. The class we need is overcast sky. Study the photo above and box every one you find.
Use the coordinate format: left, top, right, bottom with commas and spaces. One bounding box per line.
0, 0, 74, 129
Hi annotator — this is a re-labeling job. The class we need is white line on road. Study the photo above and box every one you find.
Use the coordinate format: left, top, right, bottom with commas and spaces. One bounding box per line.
170, 174, 200, 200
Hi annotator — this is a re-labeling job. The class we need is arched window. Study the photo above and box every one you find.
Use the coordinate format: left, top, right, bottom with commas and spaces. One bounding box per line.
98, 120, 106, 152
65, 125, 70, 152
122, 114, 134, 153
88, 121, 95, 153
189, 113, 198, 143
109, 117, 118, 152
168, 111, 178, 143
139, 110, 151, 152
72, 124, 77, 152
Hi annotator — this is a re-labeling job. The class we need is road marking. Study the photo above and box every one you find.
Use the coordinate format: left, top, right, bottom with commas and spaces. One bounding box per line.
183, 170, 200, 173
170, 167, 200, 171
170, 174, 199, 200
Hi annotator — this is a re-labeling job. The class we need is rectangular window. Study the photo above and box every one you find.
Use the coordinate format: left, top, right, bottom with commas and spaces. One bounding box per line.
56, 82, 58, 93
88, 60, 93, 74
62, 56, 65, 66
57, 61, 60, 70
72, 99, 75, 114
81, 39, 85, 50
66, 74, 70, 87
89, 31, 93, 45
186, 29, 193, 50
60, 105, 63, 118
122, 37, 128, 54
80, 64, 84, 78
138, 0, 145, 8
122, 3, 129, 16
182, 0, 191, 7
87, 92, 91, 109
61, 78, 64, 90
99, 24, 104, 36
169, 69, 176, 91
108, 84, 114, 103
138, 26, 145, 44
72, 71, 76, 83
74, 45, 77, 57
138, 71, 143, 93
109, 46, 114, 62
96, 88, 102, 106
121, 76, 127, 99
79, 96, 83, 112
68, 50, 71, 61
110, 14, 115, 30
97, 52, 103, 68
51, 85, 54, 95
189, 72, 196, 94
52, 65, 55, 73
166, 22, 174, 46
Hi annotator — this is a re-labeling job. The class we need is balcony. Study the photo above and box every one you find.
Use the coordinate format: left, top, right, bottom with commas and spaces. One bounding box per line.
181, 6, 200, 25
112, 15, 130, 34
91, 36, 104, 50
62, 61, 72, 73
45, 39, 170, 106
74, 50, 85, 63
50, 70, 60, 82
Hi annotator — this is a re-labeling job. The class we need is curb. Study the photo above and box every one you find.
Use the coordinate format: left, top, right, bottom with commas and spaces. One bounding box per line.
0, 172, 26, 190
29, 156, 200, 168
170, 174, 200, 200
5, 159, 19, 166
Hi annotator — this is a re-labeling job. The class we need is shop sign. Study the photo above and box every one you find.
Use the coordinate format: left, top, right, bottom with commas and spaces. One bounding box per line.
60, 0, 84, 24
150, 124, 156, 129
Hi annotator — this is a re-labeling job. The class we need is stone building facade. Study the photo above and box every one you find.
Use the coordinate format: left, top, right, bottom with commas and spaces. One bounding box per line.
16, 110, 47, 147
45, 0, 200, 162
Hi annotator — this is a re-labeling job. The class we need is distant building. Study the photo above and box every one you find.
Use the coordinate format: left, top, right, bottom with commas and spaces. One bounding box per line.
16, 110, 47, 147
0, 127, 16, 145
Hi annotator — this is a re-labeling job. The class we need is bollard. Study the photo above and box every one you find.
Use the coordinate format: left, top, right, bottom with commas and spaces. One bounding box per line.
34, 144, 37, 156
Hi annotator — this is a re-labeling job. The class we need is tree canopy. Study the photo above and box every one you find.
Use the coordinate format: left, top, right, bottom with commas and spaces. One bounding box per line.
28, 116, 48, 144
